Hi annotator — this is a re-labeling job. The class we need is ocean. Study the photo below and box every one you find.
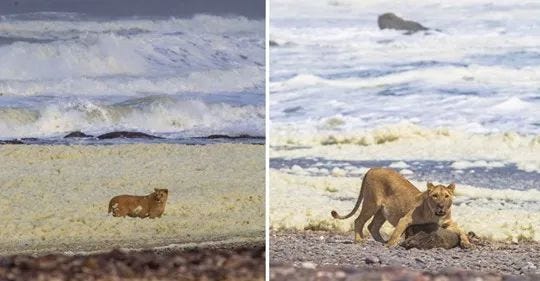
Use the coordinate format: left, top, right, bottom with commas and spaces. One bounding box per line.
0, 12, 265, 143
271, 0, 539, 134
270, 0, 540, 241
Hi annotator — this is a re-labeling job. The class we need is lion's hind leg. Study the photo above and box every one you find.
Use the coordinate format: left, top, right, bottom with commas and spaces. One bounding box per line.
368, 209, 386, 243
353, 202, 379, 243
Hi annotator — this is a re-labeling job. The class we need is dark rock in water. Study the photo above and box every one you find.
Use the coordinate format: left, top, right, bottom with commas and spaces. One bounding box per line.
270, 40, 279, 47
97, 131, 162, 140
0, 139, 24, 144
283, 106, 303, 113
64, 131, 93, 138
401, 223, 460, 249
205, 134, 265, 140
378, 13, 428, 33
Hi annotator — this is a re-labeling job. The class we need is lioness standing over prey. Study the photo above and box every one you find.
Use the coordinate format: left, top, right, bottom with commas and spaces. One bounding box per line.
331, 168, 471, 248
108, 188, 168, 218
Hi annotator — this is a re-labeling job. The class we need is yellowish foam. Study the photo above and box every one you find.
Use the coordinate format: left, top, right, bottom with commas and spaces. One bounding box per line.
270, 170, 540, 242
0, 143, 264, 255
271, 122, 540, 173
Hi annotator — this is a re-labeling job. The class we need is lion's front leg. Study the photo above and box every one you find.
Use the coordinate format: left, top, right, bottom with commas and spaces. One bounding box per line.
443, 220, 472, 249
386, 215, 412, 247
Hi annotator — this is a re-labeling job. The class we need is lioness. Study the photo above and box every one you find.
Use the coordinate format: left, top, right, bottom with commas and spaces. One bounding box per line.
331, 168, 471, 248
108, 188, 168, 218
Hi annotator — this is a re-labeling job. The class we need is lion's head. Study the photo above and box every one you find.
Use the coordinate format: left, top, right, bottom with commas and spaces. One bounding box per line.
153, 188, 169, 204
425, 182, 454, 217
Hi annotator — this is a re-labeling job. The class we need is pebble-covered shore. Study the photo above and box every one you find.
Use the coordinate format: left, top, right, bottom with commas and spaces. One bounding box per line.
0, 243, 264, 281
270, 231, 540, 277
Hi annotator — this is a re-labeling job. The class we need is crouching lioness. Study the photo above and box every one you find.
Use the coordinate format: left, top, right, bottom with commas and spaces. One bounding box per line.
108, 188, 168, 218
331, 168, 471, 248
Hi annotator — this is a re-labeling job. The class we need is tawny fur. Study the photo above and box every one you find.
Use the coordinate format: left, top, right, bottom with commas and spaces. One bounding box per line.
108, 188, 168, 218
331, 168, 471, 248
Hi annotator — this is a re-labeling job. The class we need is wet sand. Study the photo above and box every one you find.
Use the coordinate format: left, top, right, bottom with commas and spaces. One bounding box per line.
270, 231, 540, 277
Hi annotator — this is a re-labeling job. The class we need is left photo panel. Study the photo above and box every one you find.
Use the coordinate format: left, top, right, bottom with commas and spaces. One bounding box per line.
0, 0, 265, 280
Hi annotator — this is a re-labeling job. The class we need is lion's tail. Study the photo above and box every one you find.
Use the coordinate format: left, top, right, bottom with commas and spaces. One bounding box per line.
330, 171, 369, 219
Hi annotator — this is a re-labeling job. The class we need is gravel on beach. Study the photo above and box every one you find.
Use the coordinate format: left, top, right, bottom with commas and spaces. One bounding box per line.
270, 264, 540, 281
0, 243, 264, 281
270, 231, 540, 279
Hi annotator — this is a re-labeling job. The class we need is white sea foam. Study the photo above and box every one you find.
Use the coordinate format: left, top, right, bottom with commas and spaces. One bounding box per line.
0, 96, 264, 138
451, 160, 506, 170
0, 14, 264, 138
389, 161, 409, 169
271, 122, 540, 173
0, 144, 264, 254
270, 170, 540, 242
270, 0, 540, 134
0, 15, 264, 89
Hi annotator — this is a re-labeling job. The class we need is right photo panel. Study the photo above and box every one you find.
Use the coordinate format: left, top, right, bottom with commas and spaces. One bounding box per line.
269, 0, 539, 279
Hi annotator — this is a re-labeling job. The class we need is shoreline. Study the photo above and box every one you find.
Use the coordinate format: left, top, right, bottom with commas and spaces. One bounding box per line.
271, 157, 538, 191
0, 234, 264, 257
270, 230, 540, 277
269, 122, 540, 174
0, 133, 265, 146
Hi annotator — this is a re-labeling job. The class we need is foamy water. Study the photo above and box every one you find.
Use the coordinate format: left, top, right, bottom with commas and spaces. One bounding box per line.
0, 144, 264, 254
270, 0, 540, 172
271, 170, 540, 242
270, 0, 540, 241
271, 0, 539, 134
0, 13, 264, 139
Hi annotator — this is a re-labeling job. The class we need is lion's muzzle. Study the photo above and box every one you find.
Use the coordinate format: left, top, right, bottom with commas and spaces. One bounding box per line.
435, 210, 446, 216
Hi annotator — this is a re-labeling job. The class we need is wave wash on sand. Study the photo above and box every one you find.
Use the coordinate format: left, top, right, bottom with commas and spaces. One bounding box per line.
0, 143, 264, 255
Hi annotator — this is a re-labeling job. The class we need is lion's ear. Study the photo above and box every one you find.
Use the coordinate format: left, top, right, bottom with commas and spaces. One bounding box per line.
446, 183, 456, 193
427, 182, 435, 191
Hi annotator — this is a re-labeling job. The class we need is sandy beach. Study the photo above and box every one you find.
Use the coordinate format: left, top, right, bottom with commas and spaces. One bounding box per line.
0, 143, 264, 255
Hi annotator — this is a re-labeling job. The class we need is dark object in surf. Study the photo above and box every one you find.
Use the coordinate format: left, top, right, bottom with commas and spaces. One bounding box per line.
0, 139, 24, 145
401, 223, 460, 249
378, 13, 428, 33
205, 134, 265, 140
97, 131, 162, 140
64, 131, 94, 138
